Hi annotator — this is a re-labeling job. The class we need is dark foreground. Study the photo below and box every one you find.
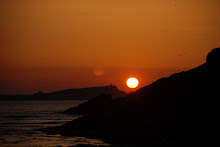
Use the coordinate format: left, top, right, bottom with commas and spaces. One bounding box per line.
40, 48, 220, 145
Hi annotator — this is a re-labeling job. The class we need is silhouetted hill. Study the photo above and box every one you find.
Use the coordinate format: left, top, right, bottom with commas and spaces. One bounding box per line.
0, 85, 126, 101
40, 48, 220, 144
63, 94, 113, 114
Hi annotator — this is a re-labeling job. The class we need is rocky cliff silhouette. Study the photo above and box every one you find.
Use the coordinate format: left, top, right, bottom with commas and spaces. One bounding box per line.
63, 94, 113, 114
41, 48, 220, 144
0, 85, 126, 100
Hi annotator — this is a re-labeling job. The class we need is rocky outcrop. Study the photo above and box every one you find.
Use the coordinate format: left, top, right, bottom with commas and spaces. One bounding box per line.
63, 94, 112, 114
206, 47, 220, 65
41, 48, 220, 145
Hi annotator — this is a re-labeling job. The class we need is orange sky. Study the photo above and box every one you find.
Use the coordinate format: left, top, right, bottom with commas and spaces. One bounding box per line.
0, 0, 219, 94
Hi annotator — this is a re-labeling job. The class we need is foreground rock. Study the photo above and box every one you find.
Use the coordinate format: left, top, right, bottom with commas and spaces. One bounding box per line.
40, 48, 220, 145
63, 94, 113, 114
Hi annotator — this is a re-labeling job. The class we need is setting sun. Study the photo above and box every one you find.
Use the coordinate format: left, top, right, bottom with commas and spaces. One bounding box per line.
126, 78, 139, 89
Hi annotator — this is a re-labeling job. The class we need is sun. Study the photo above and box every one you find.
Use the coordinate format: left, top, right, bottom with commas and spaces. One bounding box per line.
126, 78, 139, 89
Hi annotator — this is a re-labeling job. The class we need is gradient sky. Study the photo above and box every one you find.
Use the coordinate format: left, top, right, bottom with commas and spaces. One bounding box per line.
0, 0, 219, 94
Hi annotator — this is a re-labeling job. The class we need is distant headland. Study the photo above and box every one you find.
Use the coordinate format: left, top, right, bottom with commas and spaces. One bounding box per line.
0, 85, 126, 101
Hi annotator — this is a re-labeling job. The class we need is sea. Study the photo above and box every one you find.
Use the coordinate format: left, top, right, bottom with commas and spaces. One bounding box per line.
0, 100, 109, 147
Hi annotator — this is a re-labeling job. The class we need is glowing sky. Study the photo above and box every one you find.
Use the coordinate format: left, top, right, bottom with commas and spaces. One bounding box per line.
0, 0, 219, 94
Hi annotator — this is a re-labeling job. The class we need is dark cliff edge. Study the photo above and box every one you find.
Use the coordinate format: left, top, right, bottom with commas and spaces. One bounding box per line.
0, 85, 126, 101
40, 48, 220, 145
62, 94, 113, 115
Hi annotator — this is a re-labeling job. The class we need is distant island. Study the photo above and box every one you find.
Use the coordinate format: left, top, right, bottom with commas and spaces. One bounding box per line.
0, 85, 126, 101
40, 48, 220, 145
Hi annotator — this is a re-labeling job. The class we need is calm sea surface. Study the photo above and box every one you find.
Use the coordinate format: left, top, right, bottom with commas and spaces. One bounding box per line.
0, 101, 108, 147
